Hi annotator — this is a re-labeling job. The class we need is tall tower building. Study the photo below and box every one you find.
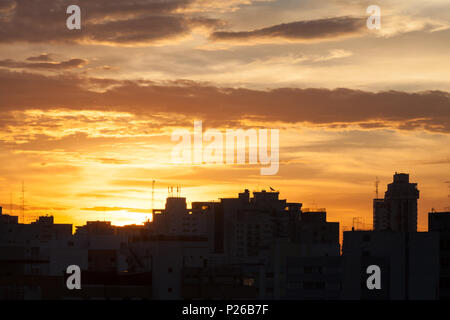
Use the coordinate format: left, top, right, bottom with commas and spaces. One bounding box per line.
373, 173, 419, 232
373, 198, 388, 231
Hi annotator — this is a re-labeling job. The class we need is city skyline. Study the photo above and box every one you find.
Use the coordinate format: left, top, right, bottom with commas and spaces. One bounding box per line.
1, 178, 445, 300
0, 172, 436, 233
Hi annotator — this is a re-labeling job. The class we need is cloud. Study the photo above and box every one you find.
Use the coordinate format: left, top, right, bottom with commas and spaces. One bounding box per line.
97, 158, 131, 165
0, 0, 15, 13
0, 0, 222, 46
210, 16, 367, 43
82, 206, 151, 213
0, 203, 67, 212
0, 69, 448, 133
313, 49, 353, 62
184, 0, 274, 13
241, 49, 353, 67
0, 58, 88, 70
26, 53, 54, 62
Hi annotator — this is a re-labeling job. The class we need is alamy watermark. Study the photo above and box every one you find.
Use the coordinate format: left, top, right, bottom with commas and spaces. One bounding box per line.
367, 5, 381, 30
66, 5, 81, 30
66, 265, 81, 290
366, 265, 381, 290
171, 121, 279, 176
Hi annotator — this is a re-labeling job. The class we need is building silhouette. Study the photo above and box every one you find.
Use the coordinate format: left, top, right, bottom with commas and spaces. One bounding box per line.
342, 231, 438, 299
341, 173, 438, 300
373, 173, 419, 232
429, 211, 450, 299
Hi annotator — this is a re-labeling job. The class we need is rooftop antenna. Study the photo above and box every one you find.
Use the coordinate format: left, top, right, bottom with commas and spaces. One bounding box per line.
352, 217, 362, 231
446, 181, 450, 197
21, 181, 25, 224
9, 192, 13, 215
445, 181, 450, 211
152, 180, 155, 212
375, 177, 380, 198
256, 173, 261, 192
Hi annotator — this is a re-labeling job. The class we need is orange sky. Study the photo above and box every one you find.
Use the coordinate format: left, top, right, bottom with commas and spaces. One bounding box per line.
0, 0, 449, 231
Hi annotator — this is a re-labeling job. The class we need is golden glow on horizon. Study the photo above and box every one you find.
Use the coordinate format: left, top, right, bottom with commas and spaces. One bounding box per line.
0, 122, 448, 232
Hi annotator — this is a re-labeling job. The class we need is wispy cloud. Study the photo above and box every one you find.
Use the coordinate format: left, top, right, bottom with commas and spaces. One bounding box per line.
210, 16, 367, 43
0, 58, 88, 70
82, 206, 151, 213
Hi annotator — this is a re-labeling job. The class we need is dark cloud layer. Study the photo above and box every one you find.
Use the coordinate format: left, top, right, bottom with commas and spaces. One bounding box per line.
0, 0, 16, 13
0, 1, 367, 45
210, 16, 367, 42
0, 0, 221, 45
0, 69, 448, 133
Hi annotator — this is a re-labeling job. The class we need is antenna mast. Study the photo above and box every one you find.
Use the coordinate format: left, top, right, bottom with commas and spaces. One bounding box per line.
9, 192, 13, 215
445, 181, 450, 211
152, 180, 155, 211
21, 181, 25, 223
352, 217, 362, 231
375, 177, 380, 198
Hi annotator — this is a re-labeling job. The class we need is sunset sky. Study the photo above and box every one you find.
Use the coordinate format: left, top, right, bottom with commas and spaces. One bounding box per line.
0, 0, 449, 231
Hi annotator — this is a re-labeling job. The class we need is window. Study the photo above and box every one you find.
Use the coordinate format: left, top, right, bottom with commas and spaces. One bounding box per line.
243, 278, 255, 287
